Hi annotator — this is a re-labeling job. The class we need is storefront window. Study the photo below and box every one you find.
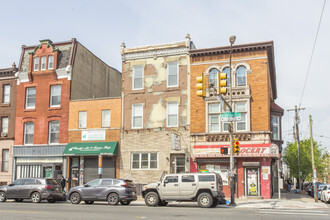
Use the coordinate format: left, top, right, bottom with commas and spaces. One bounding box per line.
71, 158, 80, 188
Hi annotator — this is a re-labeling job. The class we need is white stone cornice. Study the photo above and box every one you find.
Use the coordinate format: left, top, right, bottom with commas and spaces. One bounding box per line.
122, 47, 189, 61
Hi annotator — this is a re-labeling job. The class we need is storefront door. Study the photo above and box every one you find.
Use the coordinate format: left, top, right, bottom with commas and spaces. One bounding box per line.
246, 168, 259, 196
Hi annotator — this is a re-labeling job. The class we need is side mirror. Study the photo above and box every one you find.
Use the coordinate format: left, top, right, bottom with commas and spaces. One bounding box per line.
9, 183, 14, 186
84, 184, 89, 187
163, 179, 169, 187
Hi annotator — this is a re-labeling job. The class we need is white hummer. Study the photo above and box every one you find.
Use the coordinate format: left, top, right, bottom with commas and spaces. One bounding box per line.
142, 172, 225, 208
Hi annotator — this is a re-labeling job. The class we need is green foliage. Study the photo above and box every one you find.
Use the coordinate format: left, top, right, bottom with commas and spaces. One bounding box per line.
283, 138, 325, 181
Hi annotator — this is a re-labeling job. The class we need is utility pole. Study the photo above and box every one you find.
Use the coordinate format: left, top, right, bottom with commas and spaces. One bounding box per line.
309, 115, 318, 202
287, 105, 305, 190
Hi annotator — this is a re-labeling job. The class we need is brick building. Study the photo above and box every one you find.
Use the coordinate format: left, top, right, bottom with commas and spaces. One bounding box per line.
13, 39, 121, 182
0, 64, 17, 185
64, 98, 121, 188
189, 41, 283, 199
120, 35, 195, 186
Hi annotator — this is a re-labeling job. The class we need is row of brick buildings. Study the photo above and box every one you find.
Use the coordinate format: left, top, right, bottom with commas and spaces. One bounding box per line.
0, 35, 283, 199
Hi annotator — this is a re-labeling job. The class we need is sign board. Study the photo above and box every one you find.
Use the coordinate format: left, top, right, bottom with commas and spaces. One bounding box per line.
82, 130, 106, 141
171, 133, 181, 150
221, 112, 241, 122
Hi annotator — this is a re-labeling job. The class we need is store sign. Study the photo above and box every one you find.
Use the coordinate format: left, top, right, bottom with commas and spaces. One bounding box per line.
171, 133, 181, 150
82, 130, 105, 141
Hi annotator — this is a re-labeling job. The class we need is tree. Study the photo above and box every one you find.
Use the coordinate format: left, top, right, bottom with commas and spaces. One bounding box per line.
283, 138, 324, 183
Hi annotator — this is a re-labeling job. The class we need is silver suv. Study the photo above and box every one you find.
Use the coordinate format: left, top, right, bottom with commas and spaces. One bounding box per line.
142, 173, 224, 208
0, 178, 63, 203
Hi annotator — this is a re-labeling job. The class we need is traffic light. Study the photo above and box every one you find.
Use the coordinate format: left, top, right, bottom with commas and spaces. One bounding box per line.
217, 72, 227, 94
233, 141, 240, 154
220, 147, 228, 155
196, 73, 206, 97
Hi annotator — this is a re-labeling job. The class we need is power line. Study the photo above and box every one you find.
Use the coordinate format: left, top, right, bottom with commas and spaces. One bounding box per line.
299, 0, 327, 109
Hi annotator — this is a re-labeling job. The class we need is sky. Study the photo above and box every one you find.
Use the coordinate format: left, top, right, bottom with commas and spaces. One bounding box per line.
1, 0, 329, 151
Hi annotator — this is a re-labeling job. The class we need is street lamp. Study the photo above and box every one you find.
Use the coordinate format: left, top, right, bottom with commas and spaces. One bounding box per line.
229, 35, 236, 205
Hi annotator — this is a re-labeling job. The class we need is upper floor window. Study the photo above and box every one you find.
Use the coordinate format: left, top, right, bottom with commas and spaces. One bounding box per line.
49, 121, 59, 144
50, 85, 61, 107
1, 117, 8, 134
132, 104, 143, 129
209, 68, 219, 89
271, 115, 280, 140
133, 66, 143, 90
78, 111, 87, 129
236, 66, 247, 86
2, 84, 10, 103
131, 152, 158, 170
25, 87, 36, 109
102, 110, 111, 128
24, 122, 34, 145
2, 149, 9, 172
208, 103, 220, 132
41, 56, 47, 70
48, 56, 54, 70
167, 62, 178, 87
33, 57, 39, 71
235, 102, 247, 131
167, 102, 178, 127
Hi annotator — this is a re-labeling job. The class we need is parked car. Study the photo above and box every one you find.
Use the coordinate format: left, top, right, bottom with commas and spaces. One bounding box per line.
67, 178, 137, 205
317, 183, 327, 200
0, 178, 63, 203
320, 184, 330, 203
142, 172, 225, 208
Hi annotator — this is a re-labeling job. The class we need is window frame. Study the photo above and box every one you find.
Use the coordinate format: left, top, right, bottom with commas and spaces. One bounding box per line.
33, 57, 39, 71
167, 62, 179, 87
131, 152, 158, 170
25, 87, 36, 109
132, 65, 144, 90
1, 149, 9, 172
208, 103, 220, 133
50, 85, 61, 107
235, 102, 247, 132
1, 117, 9, 134
78, 111, 87, 129
236, 66, 247, 87
24, 122, 34, 145
48, 55, 54, 70
101, 109, 111, 128
2, 84, 10, 104
48, 121, 60, 144
271, 115, 280, 140
132, 104, 143, 129
166, 101, 178, 127
40, 56, 47, 71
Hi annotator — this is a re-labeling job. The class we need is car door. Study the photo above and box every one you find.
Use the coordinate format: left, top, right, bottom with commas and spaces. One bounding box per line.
19, 179, 34, 199
97, 179, 113, 200
6, 179, 23, 198
82, 179, 100, 199
159, 175, 179, 199
180, 175, 197, 198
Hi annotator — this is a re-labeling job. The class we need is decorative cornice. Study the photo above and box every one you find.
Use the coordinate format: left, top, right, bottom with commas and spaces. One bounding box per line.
122, 47, 189, 61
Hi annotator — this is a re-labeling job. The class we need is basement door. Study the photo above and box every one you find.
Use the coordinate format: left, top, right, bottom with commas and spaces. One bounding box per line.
245, 168, 260, 196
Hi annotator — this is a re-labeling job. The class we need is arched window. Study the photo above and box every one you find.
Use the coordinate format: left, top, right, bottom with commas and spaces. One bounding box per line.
236, 66, 247, 86
209, 68, 219, 88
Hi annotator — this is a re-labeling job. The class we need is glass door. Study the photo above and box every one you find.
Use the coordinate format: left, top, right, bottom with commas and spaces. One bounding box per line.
246, 168, 259, 196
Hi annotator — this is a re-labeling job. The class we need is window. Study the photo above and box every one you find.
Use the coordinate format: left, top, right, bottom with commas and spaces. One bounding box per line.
198, 175, 215, 182
235, 102, 247, 131
209, 68, 219, 89
78, 111, 87, 129
209, 103, 220, 132
132, 104, 143, 129
50, 85, 61, 107
102, 110, 111, 128
101, 179, 113, 186
86, 179, 101, 187
167, 102, 178, 127
2, 149, 9, 172
41, 56, 47, 70
133, 65, 143, 90
3, 84, 10, 103
131, 153, 158, 170
1, 117, 8, 134
48, 56, 54, 69
271, 116, 280, 140
49, 121, 59, 144
24, 122, 34, 145
167, 62, 178, 87
236, 66, 247, 86
33, 57, 39, 71
182, 175, 195, 182
164, 176, 178, 183
25, 87, 36, 109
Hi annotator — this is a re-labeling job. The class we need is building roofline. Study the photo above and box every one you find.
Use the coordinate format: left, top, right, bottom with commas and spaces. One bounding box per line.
123, 40, 187, 54
70, 96, 122, 102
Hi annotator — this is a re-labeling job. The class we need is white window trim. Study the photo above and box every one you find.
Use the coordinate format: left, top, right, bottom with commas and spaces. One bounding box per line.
132, 104, 143, 129
40, 56, 47, 71
167, 62, 179, 87
132, 65, 144, 90
48, 121, 60, 144
50, 85, 61, 107
208, 103, 220, 133
78, 111, 87, 129
24, 122, 34, 145
33, 57, 39, 72
25, 87, 36, 109
166, 101, 178, 127
3, 84, 10, 104
271, 115, 280, 140
101, 109, 111, 128
131, 152, 158, 170
48, 55, 54, 70
235, 102, 248, 132
1, 117, 9, 134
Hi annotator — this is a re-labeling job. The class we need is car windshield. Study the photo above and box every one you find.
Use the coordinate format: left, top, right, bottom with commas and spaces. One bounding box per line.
46, 179, 59, 186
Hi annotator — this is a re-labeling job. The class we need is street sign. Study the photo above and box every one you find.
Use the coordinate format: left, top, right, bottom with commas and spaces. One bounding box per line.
221, 112, 241, 122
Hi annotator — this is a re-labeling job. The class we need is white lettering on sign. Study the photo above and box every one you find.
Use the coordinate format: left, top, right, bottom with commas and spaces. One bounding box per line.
82, 130, 106, 141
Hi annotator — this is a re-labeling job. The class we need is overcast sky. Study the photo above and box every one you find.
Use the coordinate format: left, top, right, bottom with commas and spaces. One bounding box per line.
1, 0, 329, 151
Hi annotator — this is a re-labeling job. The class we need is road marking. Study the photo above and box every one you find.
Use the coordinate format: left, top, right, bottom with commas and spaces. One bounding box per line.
258, 211, 328, 216
0, 210, 48, 214
260, 209, 326, 213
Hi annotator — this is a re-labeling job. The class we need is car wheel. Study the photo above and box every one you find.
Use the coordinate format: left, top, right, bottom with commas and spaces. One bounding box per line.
107, 193, 119, 205
158, 200, 168, 206
31, 192, 41, 203
15, 199, 23, 202
0, 192, 6, 202
145, 192, 159, 207
84, 200, 94, 205
197, 192, 213, 208
47, 199, 56, 203
120, 200, 131, 205
70, 192, 81, 204
211, 198, 219, 207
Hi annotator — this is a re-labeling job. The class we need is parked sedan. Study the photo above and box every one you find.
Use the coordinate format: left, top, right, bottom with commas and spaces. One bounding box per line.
317, 183, 327, 199
68, 178, 137, 205
0, 178, 63, 203
320, 185, 330, 203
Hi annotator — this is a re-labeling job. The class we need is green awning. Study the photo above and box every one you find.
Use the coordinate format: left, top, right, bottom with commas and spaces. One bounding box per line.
63, 142, 118, 156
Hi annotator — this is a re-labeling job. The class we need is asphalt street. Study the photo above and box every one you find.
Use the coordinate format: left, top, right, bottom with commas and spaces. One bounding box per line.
0, 200, 330, 220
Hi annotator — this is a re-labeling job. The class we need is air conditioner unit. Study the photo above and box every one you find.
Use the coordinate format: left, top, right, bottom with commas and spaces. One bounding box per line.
1, 132, 8, 137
